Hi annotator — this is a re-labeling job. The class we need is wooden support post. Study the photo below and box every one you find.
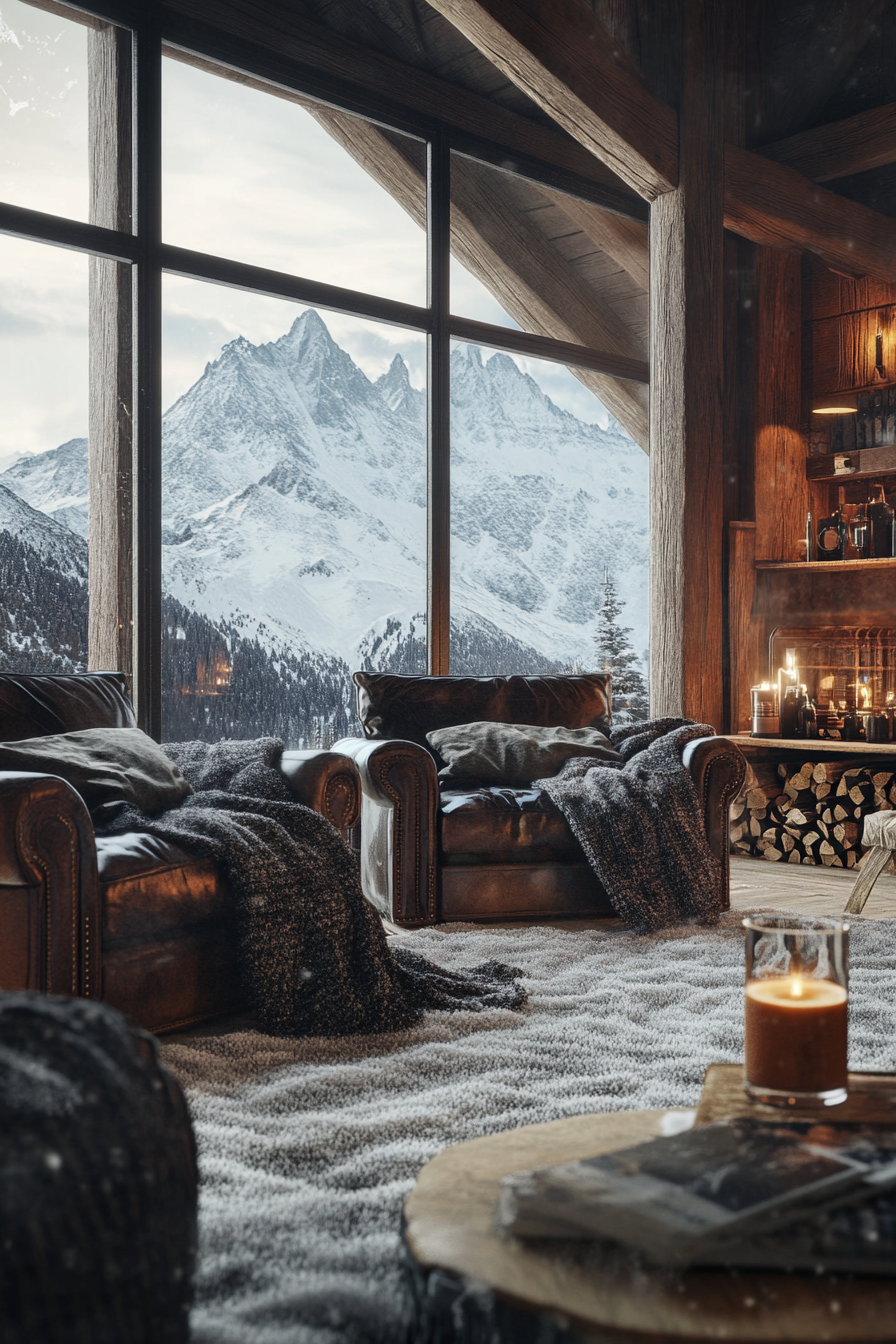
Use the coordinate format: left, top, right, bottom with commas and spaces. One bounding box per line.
427, 132, 451, 676
753, 248, 809, 562
133, 12, 164, 739
649, 0, 724, 728
87, 22, 133, 680
728, 521, 758, 734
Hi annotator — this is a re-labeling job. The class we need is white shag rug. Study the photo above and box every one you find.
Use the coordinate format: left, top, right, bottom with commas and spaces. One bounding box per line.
161, 912, 896, 1344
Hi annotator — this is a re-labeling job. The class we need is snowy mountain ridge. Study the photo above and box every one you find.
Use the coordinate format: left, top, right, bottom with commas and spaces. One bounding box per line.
0, 310, 649, 669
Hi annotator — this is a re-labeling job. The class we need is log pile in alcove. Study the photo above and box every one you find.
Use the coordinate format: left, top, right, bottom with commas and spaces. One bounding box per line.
730, 762, 896, 866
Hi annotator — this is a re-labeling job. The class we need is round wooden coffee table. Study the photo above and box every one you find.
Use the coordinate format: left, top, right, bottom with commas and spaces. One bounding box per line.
404, 1109, 896, 1342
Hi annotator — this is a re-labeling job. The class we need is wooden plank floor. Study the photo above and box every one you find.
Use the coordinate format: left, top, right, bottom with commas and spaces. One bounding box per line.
729, 854, 896, 919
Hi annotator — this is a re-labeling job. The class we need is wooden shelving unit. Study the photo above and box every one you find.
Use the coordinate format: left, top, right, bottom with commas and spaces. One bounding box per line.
756, 557, 896, 572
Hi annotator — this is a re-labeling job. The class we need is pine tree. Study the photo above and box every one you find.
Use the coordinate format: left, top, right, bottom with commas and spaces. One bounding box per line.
593, 570, 649, 723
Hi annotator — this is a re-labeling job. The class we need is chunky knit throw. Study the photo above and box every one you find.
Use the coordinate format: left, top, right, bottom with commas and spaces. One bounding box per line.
536, 718, 723, 932
96, 737, 524, 1037
0, 993, 196, 1344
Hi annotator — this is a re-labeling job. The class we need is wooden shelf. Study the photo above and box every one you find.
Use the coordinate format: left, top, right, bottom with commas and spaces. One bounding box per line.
806, 444, 896, 483
756, 557, 896, 571
727, 734, 896, 756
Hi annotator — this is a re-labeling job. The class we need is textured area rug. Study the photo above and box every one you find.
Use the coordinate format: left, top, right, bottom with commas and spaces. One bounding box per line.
161, 913, 896, 1344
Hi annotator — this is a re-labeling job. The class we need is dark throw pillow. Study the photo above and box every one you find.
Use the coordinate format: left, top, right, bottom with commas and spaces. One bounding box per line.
427, 721, 622, 785
0, 726, 192, 820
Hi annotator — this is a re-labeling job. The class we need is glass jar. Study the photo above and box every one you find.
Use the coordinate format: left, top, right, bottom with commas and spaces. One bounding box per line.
743, 915, 849, 1107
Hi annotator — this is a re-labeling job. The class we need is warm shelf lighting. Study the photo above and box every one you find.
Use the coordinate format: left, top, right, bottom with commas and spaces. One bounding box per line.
811, 392, 859, 415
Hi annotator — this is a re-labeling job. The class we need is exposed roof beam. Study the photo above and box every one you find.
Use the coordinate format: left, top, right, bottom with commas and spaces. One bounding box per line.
423, 0, 679, 201
758, 103, 896, 184
724, 145, 896, 280
160, 0, 645, 218
429, 0, 896, 282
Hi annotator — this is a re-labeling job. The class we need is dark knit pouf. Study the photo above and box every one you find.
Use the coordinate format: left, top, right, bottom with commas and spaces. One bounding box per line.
0, 993, 197, 1344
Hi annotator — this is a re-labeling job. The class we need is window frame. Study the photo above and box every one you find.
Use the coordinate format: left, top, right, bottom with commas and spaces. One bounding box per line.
0, 0, 649, 735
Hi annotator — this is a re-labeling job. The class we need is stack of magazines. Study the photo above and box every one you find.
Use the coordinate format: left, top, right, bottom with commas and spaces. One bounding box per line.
497, 1118, 896, 1272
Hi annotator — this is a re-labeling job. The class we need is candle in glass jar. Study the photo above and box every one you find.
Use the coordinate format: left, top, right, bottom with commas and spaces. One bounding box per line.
745, 975, 847, 1096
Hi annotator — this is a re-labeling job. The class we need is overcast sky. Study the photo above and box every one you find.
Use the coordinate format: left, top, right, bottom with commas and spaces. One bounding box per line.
0, 0, 611, 470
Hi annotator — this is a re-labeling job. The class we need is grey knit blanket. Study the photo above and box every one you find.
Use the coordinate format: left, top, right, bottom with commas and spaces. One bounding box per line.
535, 718, 723, 932
96, 737, 524, 1037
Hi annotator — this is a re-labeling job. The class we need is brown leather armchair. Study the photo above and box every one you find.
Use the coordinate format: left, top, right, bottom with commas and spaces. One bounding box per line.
0, 672, 360, 1034
335, 672, 746, 928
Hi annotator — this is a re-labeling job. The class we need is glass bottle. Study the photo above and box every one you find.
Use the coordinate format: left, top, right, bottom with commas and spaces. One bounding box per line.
868, 484, 895, 558
780, 684, 800, 738
797, 686, 817, 739
845, 503, 870, 559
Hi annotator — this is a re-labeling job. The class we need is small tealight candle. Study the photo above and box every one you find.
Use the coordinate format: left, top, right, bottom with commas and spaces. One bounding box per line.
743, 917, 849, 1107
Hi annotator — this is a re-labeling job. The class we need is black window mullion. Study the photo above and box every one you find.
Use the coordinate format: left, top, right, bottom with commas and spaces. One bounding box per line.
427, 130, 451, 677
132, 11, 163, 738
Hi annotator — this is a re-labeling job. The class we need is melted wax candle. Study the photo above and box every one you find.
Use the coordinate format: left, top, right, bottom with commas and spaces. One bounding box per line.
745, 974, 848, 1096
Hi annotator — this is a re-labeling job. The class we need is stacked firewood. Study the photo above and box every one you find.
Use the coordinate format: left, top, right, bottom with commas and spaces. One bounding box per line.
730, 761, 896, 867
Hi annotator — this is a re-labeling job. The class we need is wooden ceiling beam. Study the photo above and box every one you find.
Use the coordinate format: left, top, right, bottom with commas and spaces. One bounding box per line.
427, 0, 896, 282
758, 103, 896, 184
168, 0, 896, 286
423, 0, 679, 201
724, 145, 896, 281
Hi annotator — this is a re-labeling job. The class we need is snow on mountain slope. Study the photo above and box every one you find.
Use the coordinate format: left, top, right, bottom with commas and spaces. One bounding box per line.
0, 482, 87, 578
449, 345, 647, 662
0, 310, 648, 668
0, 438, 89, 538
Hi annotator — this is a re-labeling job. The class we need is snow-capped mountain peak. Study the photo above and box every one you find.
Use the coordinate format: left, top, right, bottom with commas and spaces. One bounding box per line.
0, 310, 648, 669
375, 354, 423, 421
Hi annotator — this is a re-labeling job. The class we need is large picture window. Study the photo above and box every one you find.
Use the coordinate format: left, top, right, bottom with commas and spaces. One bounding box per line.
0, 0, 650, 742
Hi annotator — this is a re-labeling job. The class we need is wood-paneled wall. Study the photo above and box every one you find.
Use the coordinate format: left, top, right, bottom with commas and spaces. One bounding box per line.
809, 268, 896, 397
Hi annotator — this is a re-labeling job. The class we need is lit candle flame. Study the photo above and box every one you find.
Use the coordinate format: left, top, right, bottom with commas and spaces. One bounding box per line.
790, 974, 804, 999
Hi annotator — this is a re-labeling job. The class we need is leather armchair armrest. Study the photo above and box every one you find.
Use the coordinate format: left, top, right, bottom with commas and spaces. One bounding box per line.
0, 772, 101, 999
279, 750, 361, 833
331, 737, 438, 926
681, 737, 747, 907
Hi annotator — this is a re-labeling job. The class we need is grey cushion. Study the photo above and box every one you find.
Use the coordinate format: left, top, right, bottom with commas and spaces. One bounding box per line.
0, 727, 192, 821
427, 721, 622, 785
